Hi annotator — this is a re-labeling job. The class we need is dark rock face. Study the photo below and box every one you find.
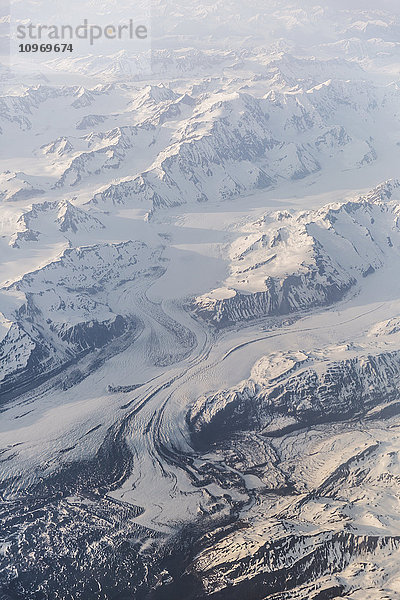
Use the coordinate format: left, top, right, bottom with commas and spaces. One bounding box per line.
0, 494, 151, 600
0, 315, 132, 400
0, 424, 162, 600
0, 323, 51, 396
188, 351, 400, 443
189, 533, 399, 600
195, 194, 400, 326
56, 314, 129, 351
181, 347, 400, 600
0, 241, 166, 401
196, 269, 354, 326
260, 351, 400, 431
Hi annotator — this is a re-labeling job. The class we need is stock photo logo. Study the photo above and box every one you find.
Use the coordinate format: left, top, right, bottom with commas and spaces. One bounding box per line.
16, 19, 148, 46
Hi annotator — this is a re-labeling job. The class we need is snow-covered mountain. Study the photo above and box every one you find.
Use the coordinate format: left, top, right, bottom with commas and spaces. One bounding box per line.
185, 340, 400, 598
0, 241, 165, 395
3, 1, 400, 599
2, 55, 400, 220
9, 199, 105, 248
0, 171, 46, 202
196, 180, 400, 324
189, 344, 400, 440
88, 78, 399, 216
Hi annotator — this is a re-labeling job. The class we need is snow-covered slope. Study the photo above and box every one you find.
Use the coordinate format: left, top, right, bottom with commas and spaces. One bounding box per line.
0, 241, 165, 395
3, 56, 400, 220
0, 171, 46, 202
189, 344, 400, 440
89, 80, 398, 216
196, 181, 400, 324
9, 200, 105, 248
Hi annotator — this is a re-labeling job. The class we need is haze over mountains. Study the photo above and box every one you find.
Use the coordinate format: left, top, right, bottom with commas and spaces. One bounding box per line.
2, 1, 400, 599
